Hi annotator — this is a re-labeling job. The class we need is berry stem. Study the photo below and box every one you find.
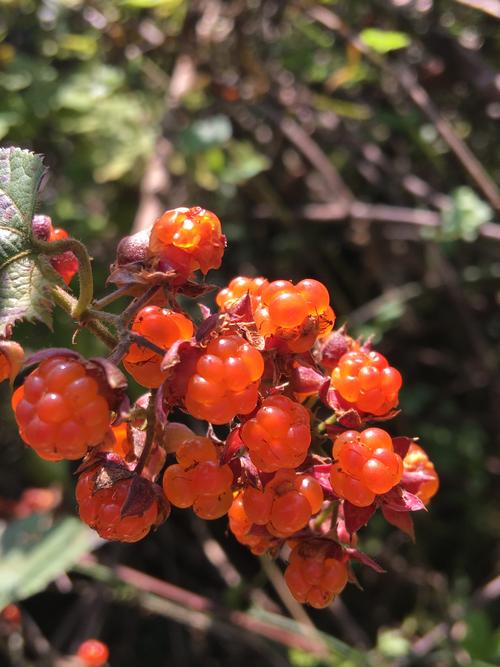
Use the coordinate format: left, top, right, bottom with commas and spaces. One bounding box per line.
92, 286, 131, 310
135, 389, 157, 476
51, 285, 118, 348
34, 237, 94, 319
316, 413, 337, 435
119, 286, 160, 327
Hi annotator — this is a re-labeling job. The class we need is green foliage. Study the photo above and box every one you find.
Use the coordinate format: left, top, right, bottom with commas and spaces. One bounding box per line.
359, 28, 411, 53
0, 514, 98, 608
0, 147, 54, 335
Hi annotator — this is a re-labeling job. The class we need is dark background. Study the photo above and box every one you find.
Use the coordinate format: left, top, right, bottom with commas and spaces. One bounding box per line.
0, 1, 499, 665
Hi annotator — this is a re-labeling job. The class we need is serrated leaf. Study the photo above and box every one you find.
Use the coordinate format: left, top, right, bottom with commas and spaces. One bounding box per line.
0, 514, 99, 608
0, 146, 53, 335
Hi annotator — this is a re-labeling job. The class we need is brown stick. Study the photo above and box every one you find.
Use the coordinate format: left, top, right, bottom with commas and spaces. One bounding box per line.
307, 5, 500, 212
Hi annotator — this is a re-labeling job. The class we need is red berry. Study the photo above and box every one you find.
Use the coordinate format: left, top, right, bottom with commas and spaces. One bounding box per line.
76, 468, 162, 542
0, 341, 24, 384
216, 276, 268, 311
48, 227, 79, 284
77, 639, 109, 667
12, 357, 112, 460
240, 395, 311, 472
123, 306, 193, 388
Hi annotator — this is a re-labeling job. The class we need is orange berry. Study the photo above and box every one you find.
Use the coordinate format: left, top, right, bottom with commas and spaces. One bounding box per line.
77, 639, 109, 667
331, 349, 402, 416
403, 443, 439, 504
13, 357, 112, 461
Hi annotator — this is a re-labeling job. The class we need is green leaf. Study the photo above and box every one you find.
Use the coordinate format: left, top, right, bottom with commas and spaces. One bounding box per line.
360, 28, 411, 53
440, 186, 493, 242
0, 146, 55, 334
0, 514, 99, 608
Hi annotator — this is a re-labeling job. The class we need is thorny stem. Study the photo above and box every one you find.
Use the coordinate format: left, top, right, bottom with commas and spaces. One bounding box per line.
51, 286, 118, 348
34, 237, 94, 318
135, 389, 157, 476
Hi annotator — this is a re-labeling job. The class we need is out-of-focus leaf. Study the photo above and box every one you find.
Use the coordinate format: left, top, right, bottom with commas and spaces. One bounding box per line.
121, 0, 183, 8
0, 147, 55, 335
221, 141, 270, 184
56, 65, 125, 112
438, 186, 493, 242
360, 28, 411, 53
179, 115, 233, 156
0, 514, 99, 608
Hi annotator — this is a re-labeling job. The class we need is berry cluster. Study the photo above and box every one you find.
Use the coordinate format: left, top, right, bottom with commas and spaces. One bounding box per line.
3, 203, 438, 610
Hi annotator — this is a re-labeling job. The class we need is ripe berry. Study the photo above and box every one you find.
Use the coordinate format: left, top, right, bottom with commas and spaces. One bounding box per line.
216, 276, 268, 311
77, 639, 109, 667
0, 340, 24, 384
403, 443, 439, 504
240, 469, 323, 538
149, 206, 225, 279
76, 468, 161, 542
184, 335, 264, 424
331, 349, 402, 416
240, 395, 311, 472
330, 428, 403, 507
284, 541, 348, 608
254, 278, 335, 352
12, 356, 112, 460
49, 227, 79, 284
162, 436, 233, 519
228, 494, 279, 555
123, 306, 193, 387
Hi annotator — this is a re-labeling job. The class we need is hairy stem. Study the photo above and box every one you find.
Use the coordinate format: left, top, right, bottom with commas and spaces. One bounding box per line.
34, 237, 94, 318
92, 285, 131, 310
51, 286, 118, 349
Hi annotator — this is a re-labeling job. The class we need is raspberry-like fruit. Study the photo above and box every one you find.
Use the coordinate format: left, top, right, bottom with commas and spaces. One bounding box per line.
228, 494, 279, 555
330, 428, 403, 507
12, 356, 112, 460
162, 436, 233, 519
0, 340, 24, 383
331, 349, 402, 416
216, 276, 268, 311
240, 469, 323, 538
284, 541, 348, 608
254, 279, 335, 352
240, 395, 311, 471
77, 639, 109, 667
49, 227, 79, 284
149, 206, 225, 279
403, 443, 439, 504
76, 469, 161, 542
123, 306, 193, 387
184, 335, 264, 424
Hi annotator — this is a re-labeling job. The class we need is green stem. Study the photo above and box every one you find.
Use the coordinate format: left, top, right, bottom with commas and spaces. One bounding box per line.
51, 286, 118, 349
316, 413, 337, 435
35, 237, 94, 319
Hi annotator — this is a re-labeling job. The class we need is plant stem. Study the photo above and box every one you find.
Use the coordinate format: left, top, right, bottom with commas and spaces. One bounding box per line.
34, 237, 94, 319
51, 286, 118, 349
92, 285, 131, 310
317, 413, 337, 435
119, 285, 159, 326
135, 389, 157, 475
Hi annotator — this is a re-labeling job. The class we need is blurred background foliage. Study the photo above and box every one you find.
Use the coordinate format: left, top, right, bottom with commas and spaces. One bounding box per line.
0, 0, 499, 665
